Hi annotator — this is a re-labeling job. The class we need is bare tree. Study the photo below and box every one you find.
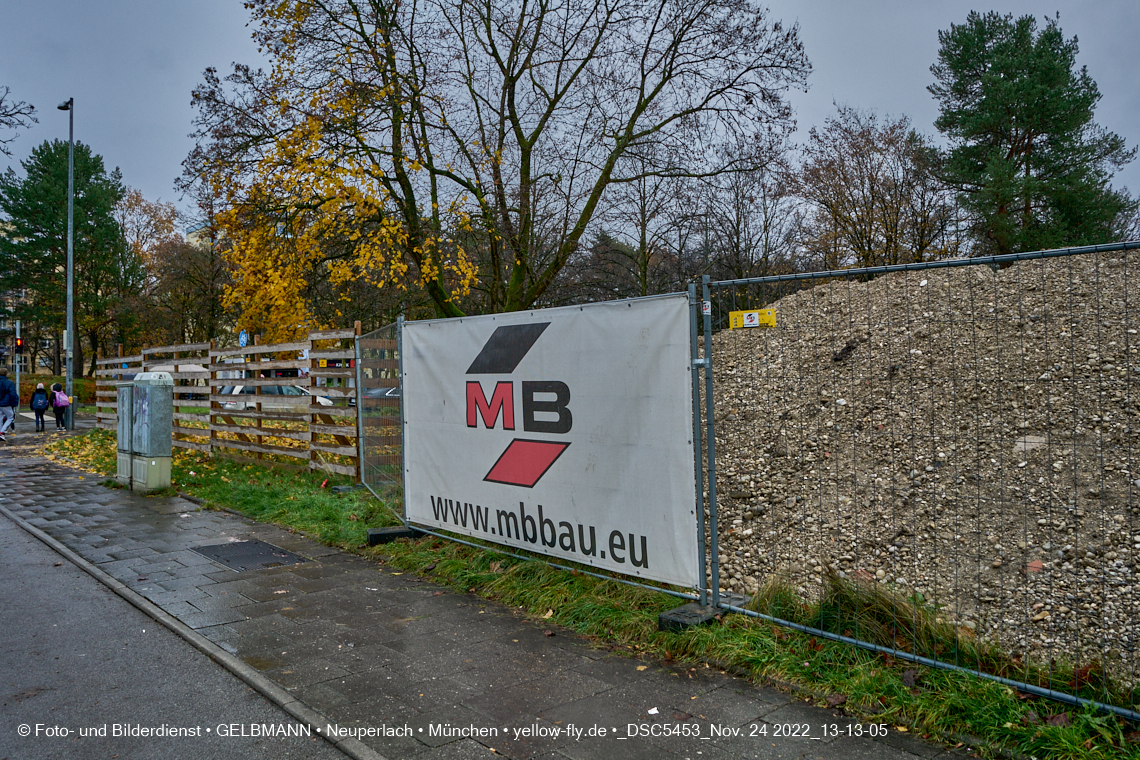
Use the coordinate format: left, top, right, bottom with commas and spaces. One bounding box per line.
185, 0, 810, 316
0, 87, 36, 157
796, 106, 959, 270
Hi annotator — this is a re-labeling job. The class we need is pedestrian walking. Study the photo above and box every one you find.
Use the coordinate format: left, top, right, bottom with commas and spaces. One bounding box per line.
50, 382, 69, 431
0, 368, 18, 442
31, 383, 50, 432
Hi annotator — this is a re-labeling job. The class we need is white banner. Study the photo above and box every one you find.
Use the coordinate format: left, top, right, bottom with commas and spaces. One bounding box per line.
403, 294, 698, 588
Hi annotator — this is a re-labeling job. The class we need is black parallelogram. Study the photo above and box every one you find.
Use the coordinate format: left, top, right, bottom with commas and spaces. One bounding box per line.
466, 322, 551, 374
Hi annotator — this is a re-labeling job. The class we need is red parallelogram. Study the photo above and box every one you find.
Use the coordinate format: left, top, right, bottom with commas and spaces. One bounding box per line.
484, 439, 570, 488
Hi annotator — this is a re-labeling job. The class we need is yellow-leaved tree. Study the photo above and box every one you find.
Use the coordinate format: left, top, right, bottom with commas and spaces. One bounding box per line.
184, 0, 810, 323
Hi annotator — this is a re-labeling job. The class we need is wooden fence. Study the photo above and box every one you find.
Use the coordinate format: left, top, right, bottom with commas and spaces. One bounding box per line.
95, 325, 361, 478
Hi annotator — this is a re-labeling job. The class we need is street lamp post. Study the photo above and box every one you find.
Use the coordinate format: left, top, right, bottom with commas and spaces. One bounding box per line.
57, 98, 74, 430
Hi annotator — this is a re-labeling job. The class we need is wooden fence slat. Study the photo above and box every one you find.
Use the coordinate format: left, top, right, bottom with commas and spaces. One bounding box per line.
212, 439, 311, 460
314, 387, 355, 399
212, 359, 310, 372
211, 341, 309, 357
309, 349, 354, 360
307, 328, 356, 340
172, 439, 211, 453
310, 423, 357, 436
143, 343, 211, 355
208, 408, 310, 422
210, 423, 311, 442
310, 460, 358, 476
173, 413, 211, 423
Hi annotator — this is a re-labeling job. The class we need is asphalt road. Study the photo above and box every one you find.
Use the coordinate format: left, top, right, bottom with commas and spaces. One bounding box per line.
0, 515, 349, 760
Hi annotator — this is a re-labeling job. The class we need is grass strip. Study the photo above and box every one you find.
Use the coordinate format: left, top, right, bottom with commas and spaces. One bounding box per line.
45, 429, 1140, 760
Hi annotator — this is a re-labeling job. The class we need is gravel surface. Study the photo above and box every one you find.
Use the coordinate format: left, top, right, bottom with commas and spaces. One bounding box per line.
708, 249, 1139, 681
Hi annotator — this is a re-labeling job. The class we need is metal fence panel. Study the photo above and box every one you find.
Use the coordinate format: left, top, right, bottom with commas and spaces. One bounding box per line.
704, 241, 1140, 713
359, 322, 404, 502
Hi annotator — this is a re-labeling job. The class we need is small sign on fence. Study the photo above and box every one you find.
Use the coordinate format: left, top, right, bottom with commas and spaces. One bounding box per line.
402, 294, 699, 588
728, 309, 777, 329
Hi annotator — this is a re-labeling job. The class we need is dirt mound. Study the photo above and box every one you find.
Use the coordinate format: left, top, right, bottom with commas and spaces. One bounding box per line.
710, 249, 1139, 673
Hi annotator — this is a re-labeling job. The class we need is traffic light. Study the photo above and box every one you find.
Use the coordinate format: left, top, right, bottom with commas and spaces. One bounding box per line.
14, 337, 23, 354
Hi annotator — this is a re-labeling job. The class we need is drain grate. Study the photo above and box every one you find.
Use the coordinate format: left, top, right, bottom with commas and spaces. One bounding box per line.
190, 539, 308, 572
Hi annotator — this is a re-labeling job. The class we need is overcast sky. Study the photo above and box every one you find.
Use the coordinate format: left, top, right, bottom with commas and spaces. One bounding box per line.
2, 0, 1138, 225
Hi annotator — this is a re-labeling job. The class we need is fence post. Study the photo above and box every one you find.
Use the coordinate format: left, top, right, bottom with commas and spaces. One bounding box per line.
701, 275, 721, 607
208, 339, 217, 460
252, 334, 263, 464
689, 284, 708, 607
354, 322, 363, 483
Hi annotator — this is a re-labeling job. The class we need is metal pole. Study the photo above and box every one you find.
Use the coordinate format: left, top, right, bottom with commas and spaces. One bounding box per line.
396, 315, 408, 523
65, 99, 74, 430
354, 335, 365, 484
688, 284, 707, 607
14, 320, 20, 418
701, 276, 721, 606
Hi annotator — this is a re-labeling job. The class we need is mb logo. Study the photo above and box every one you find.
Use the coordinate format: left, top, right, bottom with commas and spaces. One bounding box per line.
465, 323, 570, 487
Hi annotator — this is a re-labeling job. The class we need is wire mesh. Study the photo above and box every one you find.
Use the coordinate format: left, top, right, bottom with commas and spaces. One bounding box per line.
705, 242, 1139, 712
358, 322, 404, 498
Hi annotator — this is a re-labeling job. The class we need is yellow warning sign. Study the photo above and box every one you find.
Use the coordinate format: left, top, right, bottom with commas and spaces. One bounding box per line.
318, 359, 328, 368
729, 309, 777, 329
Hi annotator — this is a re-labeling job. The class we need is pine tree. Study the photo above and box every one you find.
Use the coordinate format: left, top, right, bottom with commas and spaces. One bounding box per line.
929, 12, 1136, 255
0, 140, 135, 374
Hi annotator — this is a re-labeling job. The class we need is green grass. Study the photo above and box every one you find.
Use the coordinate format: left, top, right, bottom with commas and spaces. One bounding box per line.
44, 429, 1140, 760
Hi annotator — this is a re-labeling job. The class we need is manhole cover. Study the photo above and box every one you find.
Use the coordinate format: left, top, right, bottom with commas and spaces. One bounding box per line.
190, 540, 308, 572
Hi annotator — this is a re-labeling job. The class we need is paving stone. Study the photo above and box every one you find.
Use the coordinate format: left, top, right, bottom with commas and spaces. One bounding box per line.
265, 658, 353, 689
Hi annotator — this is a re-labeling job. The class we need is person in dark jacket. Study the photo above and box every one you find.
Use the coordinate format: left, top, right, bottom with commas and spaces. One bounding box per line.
50, 382, 69, 431
0, 368, 18, 442
31, 382, 50, 432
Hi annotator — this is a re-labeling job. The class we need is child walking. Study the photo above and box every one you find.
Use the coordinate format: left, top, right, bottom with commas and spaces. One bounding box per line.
50, 382, 69, 431
31, 383, 50, 432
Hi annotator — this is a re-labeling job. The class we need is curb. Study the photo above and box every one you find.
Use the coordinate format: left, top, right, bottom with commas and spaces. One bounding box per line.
0, 502, 387, 760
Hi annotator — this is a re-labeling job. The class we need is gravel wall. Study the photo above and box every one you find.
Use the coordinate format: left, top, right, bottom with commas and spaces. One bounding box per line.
708, 250, 1139, 680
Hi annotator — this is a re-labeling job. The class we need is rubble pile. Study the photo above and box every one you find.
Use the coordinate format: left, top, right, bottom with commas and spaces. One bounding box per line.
710, 250, 1139, 671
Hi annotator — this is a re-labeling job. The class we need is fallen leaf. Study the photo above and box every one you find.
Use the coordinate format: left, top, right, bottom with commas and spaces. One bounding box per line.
825, 694, 846, 708
543, 630, 554, 637
432, 591, 445, 596
901, 669, 918, 688
895, 726, 909, 733
542, 608, 554, 619
1021, 711, 1040, 726
1046, 713, 1070, 727
489, 561, 502, 572
423, 562, 437, 572
636, 665, 649, 671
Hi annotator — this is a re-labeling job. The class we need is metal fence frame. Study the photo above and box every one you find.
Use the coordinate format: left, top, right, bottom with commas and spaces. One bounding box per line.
701, 241, 1140, 721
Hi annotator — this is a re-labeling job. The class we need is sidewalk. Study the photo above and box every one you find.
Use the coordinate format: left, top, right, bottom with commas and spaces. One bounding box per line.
1, 447, 964, 760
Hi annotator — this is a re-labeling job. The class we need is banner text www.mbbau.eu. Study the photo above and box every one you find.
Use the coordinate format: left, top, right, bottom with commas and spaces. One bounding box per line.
427, 496, 649, 568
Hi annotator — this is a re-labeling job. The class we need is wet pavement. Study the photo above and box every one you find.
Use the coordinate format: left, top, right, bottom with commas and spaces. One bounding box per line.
0, 448, 967, 760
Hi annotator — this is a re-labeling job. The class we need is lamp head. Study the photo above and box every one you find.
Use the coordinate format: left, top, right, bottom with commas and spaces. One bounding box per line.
57, 99, 72, 111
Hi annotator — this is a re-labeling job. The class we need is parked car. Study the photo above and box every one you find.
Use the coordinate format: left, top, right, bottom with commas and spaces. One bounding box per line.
217, 385, 333, 411
349, 386, 401, 407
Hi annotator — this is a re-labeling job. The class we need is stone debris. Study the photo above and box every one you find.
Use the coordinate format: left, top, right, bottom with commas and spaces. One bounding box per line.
707, 250, 1139, 678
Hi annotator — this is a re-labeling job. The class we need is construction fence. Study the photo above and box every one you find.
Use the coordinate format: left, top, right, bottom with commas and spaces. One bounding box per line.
701, 241, 1140, 716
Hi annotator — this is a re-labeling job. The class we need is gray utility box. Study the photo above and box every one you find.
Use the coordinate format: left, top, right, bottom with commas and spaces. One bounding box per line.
115, 372, 174, 493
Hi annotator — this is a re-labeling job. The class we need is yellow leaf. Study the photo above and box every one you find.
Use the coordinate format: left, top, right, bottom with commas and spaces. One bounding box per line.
542, 609, 554, 619
636, 665, 648, 671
